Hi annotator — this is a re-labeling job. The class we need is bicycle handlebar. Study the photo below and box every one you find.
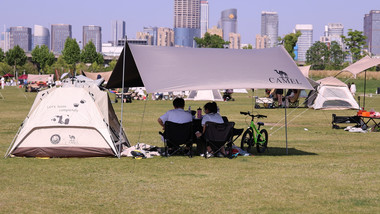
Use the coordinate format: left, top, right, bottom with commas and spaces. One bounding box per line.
240, 111, 267, 118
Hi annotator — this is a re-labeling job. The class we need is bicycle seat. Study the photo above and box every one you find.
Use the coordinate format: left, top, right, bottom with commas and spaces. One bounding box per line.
257, 122, 264, 126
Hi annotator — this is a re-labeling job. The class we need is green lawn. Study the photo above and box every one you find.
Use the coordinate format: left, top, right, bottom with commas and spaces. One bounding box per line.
0, 86, 379, 213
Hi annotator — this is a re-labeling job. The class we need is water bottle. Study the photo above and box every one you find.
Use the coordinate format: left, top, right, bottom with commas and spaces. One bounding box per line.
197, 107, 202, 119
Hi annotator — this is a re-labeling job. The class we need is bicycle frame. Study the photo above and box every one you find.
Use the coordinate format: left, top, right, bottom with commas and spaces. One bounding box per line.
248, 118, 265, 145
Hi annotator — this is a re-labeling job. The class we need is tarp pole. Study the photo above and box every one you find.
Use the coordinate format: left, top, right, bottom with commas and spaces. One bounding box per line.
363, 70, 367, 109
118, 39, 127, 158
284, 89, 288, 155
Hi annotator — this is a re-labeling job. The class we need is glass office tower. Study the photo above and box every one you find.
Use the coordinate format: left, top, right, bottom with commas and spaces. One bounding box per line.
261, 11, 278, 48
220, 8, 237, 42
51, 24, 72, 53
174, 0, 201, 47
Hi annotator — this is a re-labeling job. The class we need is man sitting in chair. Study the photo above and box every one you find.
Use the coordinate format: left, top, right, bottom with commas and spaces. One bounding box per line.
158, 98, 193, 154
158, 98, 193, 129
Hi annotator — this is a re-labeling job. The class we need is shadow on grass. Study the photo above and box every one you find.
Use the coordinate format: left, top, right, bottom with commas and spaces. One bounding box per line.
257, 147, 318, 156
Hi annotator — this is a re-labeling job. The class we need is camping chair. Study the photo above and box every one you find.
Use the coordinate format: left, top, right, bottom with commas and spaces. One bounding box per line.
203, 121, 235, 158
159, 121, 193, 157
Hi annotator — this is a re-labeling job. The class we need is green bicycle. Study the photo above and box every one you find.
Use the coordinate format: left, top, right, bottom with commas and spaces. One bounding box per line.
240, 111, 269, 153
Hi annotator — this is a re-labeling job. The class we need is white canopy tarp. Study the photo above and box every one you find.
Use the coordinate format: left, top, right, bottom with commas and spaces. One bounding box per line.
106, 44, 313, 91
298, 65, 311, 77
340, 56, 380, 78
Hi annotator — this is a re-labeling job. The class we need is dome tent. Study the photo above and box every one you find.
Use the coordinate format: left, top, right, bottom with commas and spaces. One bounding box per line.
5, 76, 129, 158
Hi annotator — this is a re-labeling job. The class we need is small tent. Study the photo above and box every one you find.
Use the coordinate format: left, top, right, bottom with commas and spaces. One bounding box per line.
5, 77, 129, 158
186, 89, 223, 101
307, 77, 359, 110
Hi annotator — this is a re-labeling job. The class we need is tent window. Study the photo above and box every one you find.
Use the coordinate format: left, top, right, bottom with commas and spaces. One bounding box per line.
323, 87, 348, 98
322, 100, 352, 108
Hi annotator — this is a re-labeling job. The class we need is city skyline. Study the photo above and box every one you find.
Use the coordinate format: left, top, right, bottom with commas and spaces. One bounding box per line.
0, 0, 378, 45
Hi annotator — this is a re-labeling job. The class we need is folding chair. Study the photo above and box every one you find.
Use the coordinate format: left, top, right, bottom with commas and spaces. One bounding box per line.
203, 122, 235, 158
159, 121, 193, 157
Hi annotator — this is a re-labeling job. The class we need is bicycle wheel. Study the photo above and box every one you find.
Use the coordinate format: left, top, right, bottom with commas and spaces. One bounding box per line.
241, 129, 253, 151
256, 129, 268, 153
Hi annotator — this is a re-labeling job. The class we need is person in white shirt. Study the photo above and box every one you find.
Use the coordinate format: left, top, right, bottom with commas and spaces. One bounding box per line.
350, 82, 356, 96
196, 102, 225, 157
158, 98, 193, 152
158, 97, 192, 129
1, 77, 4, 89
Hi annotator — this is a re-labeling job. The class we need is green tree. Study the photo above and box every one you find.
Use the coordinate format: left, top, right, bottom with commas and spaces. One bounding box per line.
96, 53, 104, 65
327, 41, 346, 70
80, 41, 98, 63
0, 48, 4, 62
104, 59, 117, 71
31, 45, 55, 73
48, 55, 70, 75
194, 32, 230, 48
20, 61, 39, 74
279, 31, 302, 59
242, 44, 253, 49
62, 37, 80, 71
341, 29, 367, 63
5, 45, 27, 75
306, 41, 329, 70
0, 62, 12, 75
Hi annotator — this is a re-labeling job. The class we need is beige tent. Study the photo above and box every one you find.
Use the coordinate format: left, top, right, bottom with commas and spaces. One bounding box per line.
307, 77, 359, 110
5, 77, 129, 158
83, 71, 112, 83
27, 74, 51, 83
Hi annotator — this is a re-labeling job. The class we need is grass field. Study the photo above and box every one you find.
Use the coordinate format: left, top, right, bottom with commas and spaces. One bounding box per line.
0, 86, 379, 213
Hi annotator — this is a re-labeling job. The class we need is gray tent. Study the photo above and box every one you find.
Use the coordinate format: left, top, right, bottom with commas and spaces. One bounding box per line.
106, 44, 313, 91
106, 43, 314, 154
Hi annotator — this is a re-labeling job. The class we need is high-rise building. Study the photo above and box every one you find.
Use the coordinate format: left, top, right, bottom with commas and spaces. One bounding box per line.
220, 8, 237, 42
256, 35, 268, 49
143, 27, 158, 45
0, 28, 10, 52
229, 32, 240, 49
33, 25, 50, 49
10, 26, 32, 52
261, 11, 279, 48
111, 20, 126, 46
174, 0, 201, 47
294, 24, 313, 62
136, 32, 154, 45
207, 26, 223, 38
200, 1, 209, 37
157, 27, 174, 46
364, 10, 380, 55
51, 24, 72, 53
320, 23, 344, 48
83, 25, 102, 52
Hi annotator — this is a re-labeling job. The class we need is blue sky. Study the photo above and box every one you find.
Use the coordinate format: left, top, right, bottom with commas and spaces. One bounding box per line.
0, 0, 378, 45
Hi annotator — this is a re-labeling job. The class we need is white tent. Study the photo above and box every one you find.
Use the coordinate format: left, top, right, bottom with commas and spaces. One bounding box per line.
5, 77, 129, 158
186, 89, 224, 101
308, 77, 359, 110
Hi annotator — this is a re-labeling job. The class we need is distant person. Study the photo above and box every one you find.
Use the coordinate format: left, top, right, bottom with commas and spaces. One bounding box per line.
47, 75, 53, 88
1, 77, 4, 89
275, 89, 284, 107
350, 82, 356, 96
347, 82, 351, 90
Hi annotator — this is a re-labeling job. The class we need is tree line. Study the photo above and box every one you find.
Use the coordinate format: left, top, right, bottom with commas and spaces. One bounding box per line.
0, 38, 117, 77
